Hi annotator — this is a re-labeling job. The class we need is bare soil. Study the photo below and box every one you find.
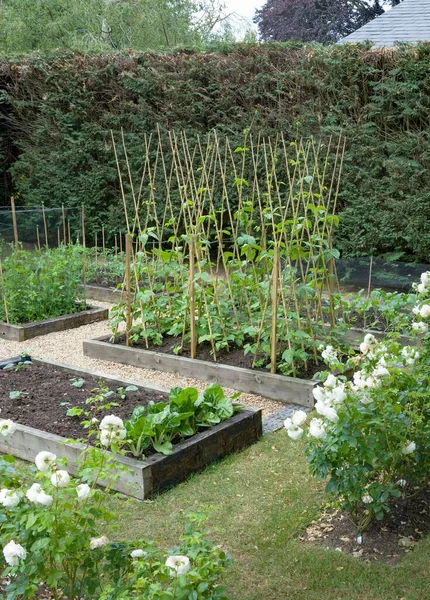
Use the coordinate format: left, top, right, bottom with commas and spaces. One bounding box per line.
301, 486, 430, 565
0, 362, 167, 442
115, 334, 325, 380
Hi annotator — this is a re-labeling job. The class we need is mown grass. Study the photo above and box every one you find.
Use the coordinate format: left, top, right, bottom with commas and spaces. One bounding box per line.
105, 430, 430, 600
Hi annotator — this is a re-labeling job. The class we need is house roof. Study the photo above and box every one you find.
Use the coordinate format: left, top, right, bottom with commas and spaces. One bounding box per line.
339, 0, 430, 46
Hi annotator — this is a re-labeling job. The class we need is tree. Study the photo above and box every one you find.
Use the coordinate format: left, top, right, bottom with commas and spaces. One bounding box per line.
254, 0, 403, 44
0, 0, 226, 54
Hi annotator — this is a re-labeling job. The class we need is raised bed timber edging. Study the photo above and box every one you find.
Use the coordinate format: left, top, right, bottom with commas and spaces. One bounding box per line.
340, 326, 413, 348
0, 306, 109, 342
83, 336, 316, 408
84, 285, 125, 304
0, 357, 262, 499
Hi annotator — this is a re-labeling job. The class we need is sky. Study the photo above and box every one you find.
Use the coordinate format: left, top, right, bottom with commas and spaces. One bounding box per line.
222, 0, 265, 28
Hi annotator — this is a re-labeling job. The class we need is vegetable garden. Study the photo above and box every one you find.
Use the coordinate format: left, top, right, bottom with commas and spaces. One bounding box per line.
0, 125, 429, 598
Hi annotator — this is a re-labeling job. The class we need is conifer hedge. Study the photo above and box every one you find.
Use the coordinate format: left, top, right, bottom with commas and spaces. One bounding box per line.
1, 43, 430, 260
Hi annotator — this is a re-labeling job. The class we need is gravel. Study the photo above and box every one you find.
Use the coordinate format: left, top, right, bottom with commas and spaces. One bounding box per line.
0, 302, 292, 418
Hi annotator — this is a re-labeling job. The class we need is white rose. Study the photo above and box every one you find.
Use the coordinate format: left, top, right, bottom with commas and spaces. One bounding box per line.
412, 321, 428, 334
417, 283, 427, 294
130, 549, 147, 558
401, 440, 416, 455
35, 451, 57, 473
353, 371, 367, 389
315, 401, 328, 417
100, 415, 125, 431
329, 385, 346, 404
324, 374, 337, 388
99, 425, 126, 447
312, 386, 325, 403
287, 425, 304, 440
0, 420, 17, 438
292, 410, 307, 427
165, 555, 190, 577
359, 342, 370, 355
373, 365, 389, 378
420, 271, 430, 285
0, 489, 20, 508
321, 345, 337, 364
283, 418, 293, 430
76, 483, 91, 501
419, 305, 430, 318
3, 540, 27, 567
412, 306, 420, 315
402, 346, 419, 365
363, 333, 377, 346
362, 494, 373, 505
26, 483, 53, 507
90, 536, 109, 549
309, 418, 326, 439
324, 406, 339, 423
50, 470, 70, 489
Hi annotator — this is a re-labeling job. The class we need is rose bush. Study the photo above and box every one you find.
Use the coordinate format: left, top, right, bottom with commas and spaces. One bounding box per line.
0, 417, 231, 599
286, 273, 430, 531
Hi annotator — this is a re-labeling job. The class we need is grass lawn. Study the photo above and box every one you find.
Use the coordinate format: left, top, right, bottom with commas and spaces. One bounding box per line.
106, 430, 430, 600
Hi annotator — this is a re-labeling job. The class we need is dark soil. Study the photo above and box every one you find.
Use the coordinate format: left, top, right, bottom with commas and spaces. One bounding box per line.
114, 334, 324, 380
0, 362, 167, 442
301, 486, 430, 565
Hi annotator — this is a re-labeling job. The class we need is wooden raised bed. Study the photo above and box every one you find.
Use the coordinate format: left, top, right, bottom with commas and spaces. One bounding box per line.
84, 285, 125, 304
0, 357, 262, 499
83, 336, 316, 408
0, 306, 109, 342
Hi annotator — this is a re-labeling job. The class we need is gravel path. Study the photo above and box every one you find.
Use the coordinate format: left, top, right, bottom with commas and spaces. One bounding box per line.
0, 302, 294, 420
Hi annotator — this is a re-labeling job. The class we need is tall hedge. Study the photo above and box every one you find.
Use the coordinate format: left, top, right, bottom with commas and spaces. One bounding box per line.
1, 43, 430, 260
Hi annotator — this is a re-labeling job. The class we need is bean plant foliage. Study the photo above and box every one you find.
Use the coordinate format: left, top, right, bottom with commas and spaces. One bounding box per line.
0, 418, 231, 599
0, 245, 86, 325
285, 272, 430, 532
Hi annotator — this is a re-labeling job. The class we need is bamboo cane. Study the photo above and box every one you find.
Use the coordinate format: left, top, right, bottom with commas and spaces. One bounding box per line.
41, 202, 48, 247
61, 203, 66, 244
189, 236, 197, 359
125, 233, 133, 346
10, 196, 19, 245
270, 245, 280, 374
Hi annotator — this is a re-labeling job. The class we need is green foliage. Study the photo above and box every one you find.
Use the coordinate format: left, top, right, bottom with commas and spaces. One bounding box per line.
124, 384, 241, 458
0, 245, 86, 324
2, 44, 430, 259
0, 447, 230, 599
0, 0, 225, 54
288, 273, 430, 530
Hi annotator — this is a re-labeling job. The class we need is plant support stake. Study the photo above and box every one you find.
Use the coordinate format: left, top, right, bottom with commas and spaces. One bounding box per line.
125, 233, 133, 346
41, 202, 48, 247
10, 196, 19, 245
270, 245, 279, 374
189, 236, 197, 359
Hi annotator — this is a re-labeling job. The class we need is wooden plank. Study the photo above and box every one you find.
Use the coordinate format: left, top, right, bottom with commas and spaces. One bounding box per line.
0, 306, 108, 341
83, 285, 125, 304
0, 423, 152, 500
340, 327, 413, 348
147, 409, 261, 493
0, 356, 262, 499
83, 337, 316, 407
